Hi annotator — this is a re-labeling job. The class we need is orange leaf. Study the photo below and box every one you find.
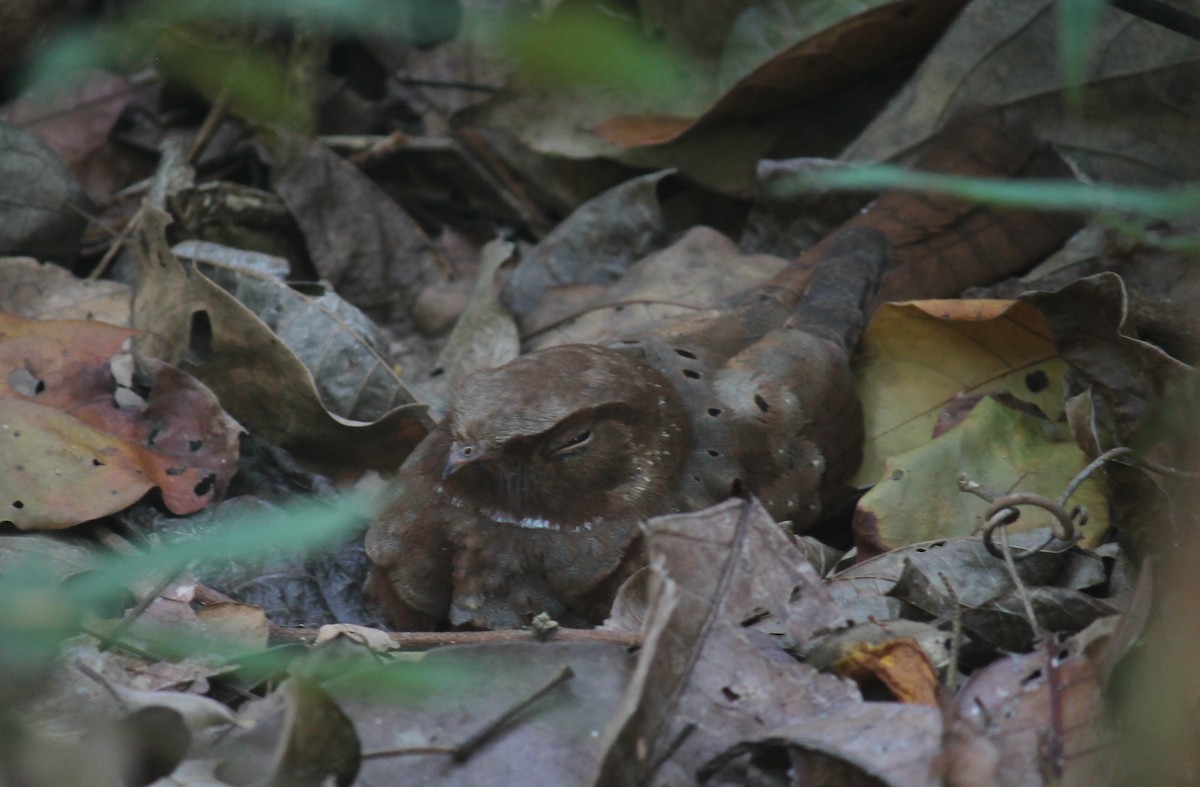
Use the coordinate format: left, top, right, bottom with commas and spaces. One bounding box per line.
0, 312, 241, 529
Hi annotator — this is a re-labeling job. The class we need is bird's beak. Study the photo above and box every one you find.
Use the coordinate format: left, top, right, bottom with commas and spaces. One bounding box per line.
443, 441, 485, 479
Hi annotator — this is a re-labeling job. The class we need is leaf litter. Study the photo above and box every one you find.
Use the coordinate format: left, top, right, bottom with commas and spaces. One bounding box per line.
1, 1, 1199, 784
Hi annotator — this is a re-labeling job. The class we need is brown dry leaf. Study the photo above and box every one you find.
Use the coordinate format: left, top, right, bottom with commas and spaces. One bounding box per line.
0, 124, 88, 264
505, 170, 678, 315
595, 498, 857, 785
1, 70, 145, 202
207, 674, 360, 787
853, 396, 1109, 555
853, 299, 1066, 485
698, 703, 944, 786
832, 638, 940, 706
0, 314, 241, 529
426, 238, 519, 409
844, 1, 1200, 184
129, 206, 431, 476
948, 618, 1119, 787
826, 529, 1087, 626
175, 240, 419, 424
194, 601, 270, 654
600, 0, 968, 148
0, 257, 131, 324
527, 226, 788, 350
961, 586, 1118, 653
259, 128, 445, 331
1022, 272, 1191, 444
479, 0, 964, 193
330, 641, 633, 787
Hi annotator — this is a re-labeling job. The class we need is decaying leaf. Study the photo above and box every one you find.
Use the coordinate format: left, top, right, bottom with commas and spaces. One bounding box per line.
595, 498, 857, 785
948, 618, 1120, 787
129, 205, 432, 475
207, 674, 361, 787
1023, 273, 1191, 444
853, 396, 1109, 555
0, 313, 241, 528
854, 299, 1066, 485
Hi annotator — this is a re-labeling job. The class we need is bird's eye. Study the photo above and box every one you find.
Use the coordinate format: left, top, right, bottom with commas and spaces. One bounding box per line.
552, 429, 592, 456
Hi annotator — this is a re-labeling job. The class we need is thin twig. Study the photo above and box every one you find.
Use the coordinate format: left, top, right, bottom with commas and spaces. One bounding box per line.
89, 213, 139, 279
454, 666, 574, 762
100, 561, 187, 652
994, 516, 1040, 639
361, 665, 575, 762
391, 74, 502, 93
187, 87, 231, 164
266, 623, 643, 649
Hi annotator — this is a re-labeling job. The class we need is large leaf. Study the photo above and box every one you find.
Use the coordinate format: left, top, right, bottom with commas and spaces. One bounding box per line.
854, 299, 1066, 485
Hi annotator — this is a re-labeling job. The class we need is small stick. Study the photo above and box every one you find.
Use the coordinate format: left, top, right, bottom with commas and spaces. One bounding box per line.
361, 665, 576, 762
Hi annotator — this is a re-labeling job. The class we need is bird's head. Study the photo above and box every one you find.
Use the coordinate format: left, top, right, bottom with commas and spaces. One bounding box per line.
437, 344, 691, 526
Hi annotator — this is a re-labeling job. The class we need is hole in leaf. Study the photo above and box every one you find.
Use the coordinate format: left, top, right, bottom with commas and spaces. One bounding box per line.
707, 408, 721, 417
185, 310, 214, 365
707, 449, 720, 457
682, 369, 701, 379
1025, 369, 1050, 393
673, 348, 697, 359
8, 368, 44, 397
194, 474, 216, 497
12, 500, 24, 509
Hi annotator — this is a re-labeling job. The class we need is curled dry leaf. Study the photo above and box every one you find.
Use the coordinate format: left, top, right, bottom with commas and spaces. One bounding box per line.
831, 638, 940, 705
0, 313, 241, 529
129, 206, 432, 476
207, 674, 361, 787
176, 240, 418, 424
826, 529, 1083, 626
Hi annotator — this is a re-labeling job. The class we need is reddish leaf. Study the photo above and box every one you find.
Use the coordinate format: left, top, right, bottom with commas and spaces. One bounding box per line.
0, 313, 241, 529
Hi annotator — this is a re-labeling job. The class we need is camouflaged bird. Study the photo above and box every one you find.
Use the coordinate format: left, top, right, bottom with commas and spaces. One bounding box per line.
364, 112, 1080, 630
